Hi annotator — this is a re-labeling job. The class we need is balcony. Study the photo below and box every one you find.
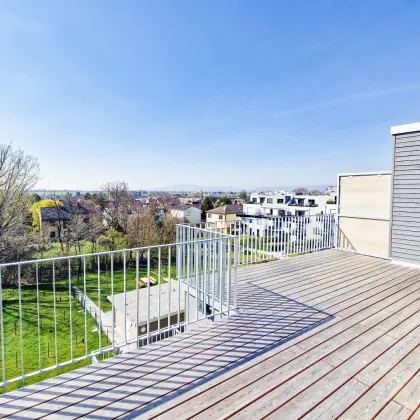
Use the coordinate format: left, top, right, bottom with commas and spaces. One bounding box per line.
0, 214, 418, 419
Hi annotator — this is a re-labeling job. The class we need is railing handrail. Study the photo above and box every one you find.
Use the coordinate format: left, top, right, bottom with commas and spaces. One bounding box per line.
0, 236, 226, 268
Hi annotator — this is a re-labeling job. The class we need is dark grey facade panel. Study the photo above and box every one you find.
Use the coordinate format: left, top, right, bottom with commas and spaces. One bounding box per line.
391, 252, 420, 265
391, 131, 420, 265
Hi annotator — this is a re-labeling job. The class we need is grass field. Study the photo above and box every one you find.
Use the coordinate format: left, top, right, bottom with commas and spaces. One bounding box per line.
0, 254, 178, 393
0, 280, 111, 393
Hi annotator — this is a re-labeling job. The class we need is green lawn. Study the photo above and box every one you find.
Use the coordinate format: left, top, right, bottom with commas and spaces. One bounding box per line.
0, 255, 177, 393
0, 279, 111, 393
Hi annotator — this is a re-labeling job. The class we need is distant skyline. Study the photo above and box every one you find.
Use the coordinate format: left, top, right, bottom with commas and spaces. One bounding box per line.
1, 1, 419, 190
31, 184, 331, 193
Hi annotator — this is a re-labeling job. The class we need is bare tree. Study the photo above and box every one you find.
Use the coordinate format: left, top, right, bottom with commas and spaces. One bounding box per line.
126, 211, 160, 248
292, 188, 309, 195
153, 191, 175, 214
101, 181, 132, 233
309, 190, 322, 196
0, 144, 40, 263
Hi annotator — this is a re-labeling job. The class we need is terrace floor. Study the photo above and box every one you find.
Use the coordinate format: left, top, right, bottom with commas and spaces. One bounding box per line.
0, 250, 419, 419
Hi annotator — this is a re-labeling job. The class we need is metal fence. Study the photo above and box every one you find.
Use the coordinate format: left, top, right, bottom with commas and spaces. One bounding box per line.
203, 213, 336, 264
0, 214, 335, 392
0, 228, 236, 392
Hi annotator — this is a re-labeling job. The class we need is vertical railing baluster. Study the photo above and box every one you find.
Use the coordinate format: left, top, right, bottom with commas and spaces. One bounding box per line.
167, 246, 172, 336
68, 259, 73, 362
177, 243, 181, 330
219, 238, 223, 315
135, 250, 139, 348
157, 247, 161, 338
146, 249, 151, 345
123, 252, 127, 344
186, 236, 190, 327
111, 254, 115, 353
203, 236, 207, 321
36, 263, 41, 372
195, 241, 199, 322
0, 268, 5, 392
227, 237, 232, 316
97, 255, 101, 358
212, 234, 216, 319
52, 262, 58, 367
83, 257, 88, 357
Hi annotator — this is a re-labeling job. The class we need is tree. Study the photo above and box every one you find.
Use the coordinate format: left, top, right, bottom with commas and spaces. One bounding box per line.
84, 192, 92, 200
215, 196, 232, 207
309, 190, 322, 196
101, 181, 132, 233
97, 229, 127, 252
292, 188, 309, 195
31, 193, 42, 203
200, 197, 214, 221
0, 144, 40, 263
238, 190, 249, 202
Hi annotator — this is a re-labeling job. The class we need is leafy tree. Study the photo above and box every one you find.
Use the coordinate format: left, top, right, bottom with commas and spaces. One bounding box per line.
97, 229, 127, 252
31, 193, 42, 203
215, 196, 232, 207
84, 192, 92, 200
238, 190, 249, 201
200, 197, 214, 221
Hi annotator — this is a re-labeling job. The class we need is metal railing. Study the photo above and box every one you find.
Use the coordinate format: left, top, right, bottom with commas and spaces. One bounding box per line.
0, 214, 334, 393
0, 227, 236, 392
204, 213, 336, 264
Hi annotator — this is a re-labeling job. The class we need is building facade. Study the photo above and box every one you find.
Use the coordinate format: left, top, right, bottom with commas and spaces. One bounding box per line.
244, 191, 336, 217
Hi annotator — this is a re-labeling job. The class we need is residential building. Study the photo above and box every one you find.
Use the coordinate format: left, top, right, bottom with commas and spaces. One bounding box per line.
206, 204, 244, 224
245, 191, 335, 217
39, 206, 71, 241
170, 205, 201, 223
39, 202, 90, 242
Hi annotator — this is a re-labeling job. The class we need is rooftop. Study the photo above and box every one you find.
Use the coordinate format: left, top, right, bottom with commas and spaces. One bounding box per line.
207, 204, 244, 215
1, 250, 419, 418
108, 280, 182, 325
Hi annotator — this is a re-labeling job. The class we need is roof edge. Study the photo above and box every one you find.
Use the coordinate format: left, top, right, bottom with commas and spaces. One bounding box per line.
391, 122, 420, 135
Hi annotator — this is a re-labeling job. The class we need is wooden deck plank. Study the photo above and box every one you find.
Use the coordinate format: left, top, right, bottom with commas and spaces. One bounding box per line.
1, 251, 419, 420
372, 400, 412, 420
338, 347, 420, 419
394, 370, 420, 411
201, 295, 420, 419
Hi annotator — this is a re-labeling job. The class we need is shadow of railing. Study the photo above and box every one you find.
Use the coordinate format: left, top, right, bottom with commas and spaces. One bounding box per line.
112, 283, 334, 419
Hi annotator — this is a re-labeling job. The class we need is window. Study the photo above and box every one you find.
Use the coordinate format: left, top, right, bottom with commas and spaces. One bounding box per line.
208, 214, 211, 218
219, 215, 223, 220
252, 198, 257, 203
277, 199, 284, 204
267, 198, 273, 204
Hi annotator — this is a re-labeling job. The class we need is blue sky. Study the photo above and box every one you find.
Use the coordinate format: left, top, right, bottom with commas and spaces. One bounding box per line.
1, 0, 420, 190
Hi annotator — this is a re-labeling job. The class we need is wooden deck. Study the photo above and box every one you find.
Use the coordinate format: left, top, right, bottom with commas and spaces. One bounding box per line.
0, 250, 419, 419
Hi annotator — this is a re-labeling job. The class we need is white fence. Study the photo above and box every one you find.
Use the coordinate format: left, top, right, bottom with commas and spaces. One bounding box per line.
199, 213, 336, 264
0, 214, 335, 392
0, 227, 235, 392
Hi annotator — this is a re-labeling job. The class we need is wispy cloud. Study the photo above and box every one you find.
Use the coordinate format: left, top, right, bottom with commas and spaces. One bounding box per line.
274, 83, 420, 118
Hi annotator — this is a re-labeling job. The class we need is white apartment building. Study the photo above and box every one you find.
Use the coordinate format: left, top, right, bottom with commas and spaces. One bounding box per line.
244, 191, 337, 217
170, 205, 201, 224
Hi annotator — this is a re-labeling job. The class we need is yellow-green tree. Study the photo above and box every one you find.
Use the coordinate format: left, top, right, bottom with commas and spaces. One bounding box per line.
30, 199, 64, 231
